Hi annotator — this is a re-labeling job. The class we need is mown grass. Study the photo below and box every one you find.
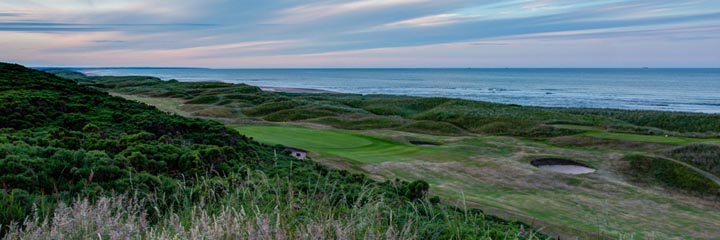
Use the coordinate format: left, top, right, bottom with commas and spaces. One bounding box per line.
236, 126, 435, 164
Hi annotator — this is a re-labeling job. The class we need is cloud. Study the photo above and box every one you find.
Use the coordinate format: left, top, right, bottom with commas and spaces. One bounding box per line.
0, 0, 718, 67
0, 21, 216, 32
382, 14, 469, 28
270, 0, 430, 23
0, 13, 22, 17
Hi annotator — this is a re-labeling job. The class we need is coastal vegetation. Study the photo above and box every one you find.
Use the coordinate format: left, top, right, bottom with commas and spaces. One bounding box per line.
34, 68, 720, 239
58, 69, 720, 138
623, 155, 719, 196
0, 63, 542, 239
669, 144, 720, 176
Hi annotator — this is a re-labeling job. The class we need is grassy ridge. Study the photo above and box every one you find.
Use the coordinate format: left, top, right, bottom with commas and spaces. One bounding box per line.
1, 63, 545, 238
66, 71, 720, 138
669, 144, 720, 177
623, 155, 720, 196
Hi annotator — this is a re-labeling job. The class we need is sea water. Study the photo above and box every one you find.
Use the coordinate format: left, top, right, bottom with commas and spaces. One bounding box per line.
79, 68, 720, 113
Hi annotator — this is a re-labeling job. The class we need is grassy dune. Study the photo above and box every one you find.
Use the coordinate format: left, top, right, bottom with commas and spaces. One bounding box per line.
554, 124, 720, 145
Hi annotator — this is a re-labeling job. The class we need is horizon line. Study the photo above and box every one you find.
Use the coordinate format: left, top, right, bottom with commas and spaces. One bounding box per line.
32, 66, 720, 70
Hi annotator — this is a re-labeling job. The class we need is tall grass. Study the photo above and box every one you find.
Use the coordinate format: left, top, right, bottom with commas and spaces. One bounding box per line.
669, 143, 720, 176
3, 170, 545, 239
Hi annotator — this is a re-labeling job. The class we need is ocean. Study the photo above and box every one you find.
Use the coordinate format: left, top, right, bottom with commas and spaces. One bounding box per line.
79, 68, 720, 113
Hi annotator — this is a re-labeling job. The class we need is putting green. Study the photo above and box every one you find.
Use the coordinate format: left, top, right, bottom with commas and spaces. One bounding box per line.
235, 126, 435, 163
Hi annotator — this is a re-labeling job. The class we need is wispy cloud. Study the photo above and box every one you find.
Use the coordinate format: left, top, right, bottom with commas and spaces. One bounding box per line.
0, 0, 718, 67
382, 14, 469, 28
270, 0, 429, 23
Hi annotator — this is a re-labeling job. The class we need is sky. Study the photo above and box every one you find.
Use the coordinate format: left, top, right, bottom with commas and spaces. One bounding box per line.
1, 0, 719, 68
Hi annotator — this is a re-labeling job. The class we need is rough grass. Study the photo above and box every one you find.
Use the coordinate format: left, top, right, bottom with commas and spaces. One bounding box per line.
191, 107, 237, 118
3, 171, 544, 240
263, 108, 338, 122
242, 101, 301, 117
669, 144, 720, 177
309, 115, 406, 130
549, 136, 670, 150
581, 131, 720, 145
186, 95, 220, 104
623, 155, 720, 196
397, 120, 466, 136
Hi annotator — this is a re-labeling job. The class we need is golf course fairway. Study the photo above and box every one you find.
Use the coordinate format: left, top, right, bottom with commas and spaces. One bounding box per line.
235, 125, 436, 163
235, 124, 720, 239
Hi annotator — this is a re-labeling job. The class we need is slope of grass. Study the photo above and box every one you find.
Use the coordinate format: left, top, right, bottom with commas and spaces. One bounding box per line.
623, 155, 720, 196
71, 72, 720, 138
554, 124, 720, 145
669, 144, 720, 177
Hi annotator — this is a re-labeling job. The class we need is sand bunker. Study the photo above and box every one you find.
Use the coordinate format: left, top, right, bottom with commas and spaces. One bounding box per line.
409, 140, 440, 146
531, 158, 595, 174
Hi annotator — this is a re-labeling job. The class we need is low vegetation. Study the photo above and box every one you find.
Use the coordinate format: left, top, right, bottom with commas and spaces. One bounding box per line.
623, 155, 719, 197
53, 70, 720, 138
669, 144, 720, 177
5, 171, 544, 239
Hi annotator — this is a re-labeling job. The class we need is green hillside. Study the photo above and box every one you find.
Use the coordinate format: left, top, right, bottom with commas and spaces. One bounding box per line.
0, 63, 545, 239
61, 69, 720, 239
68, 70, 720, 138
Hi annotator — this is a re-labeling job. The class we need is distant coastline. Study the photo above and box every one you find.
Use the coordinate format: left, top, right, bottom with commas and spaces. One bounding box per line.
77, 68, 720, 114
